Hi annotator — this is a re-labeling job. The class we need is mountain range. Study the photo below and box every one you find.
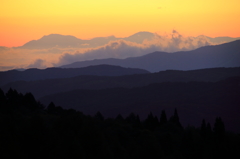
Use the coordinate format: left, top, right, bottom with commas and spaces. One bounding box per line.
1, 67, 240, 99
60, 40, 240, 72
1, 36, 240, 132
0, 65, 149, 86
12, 32, 240, 49
15, 32, 155, 49
1, 65, 240, 132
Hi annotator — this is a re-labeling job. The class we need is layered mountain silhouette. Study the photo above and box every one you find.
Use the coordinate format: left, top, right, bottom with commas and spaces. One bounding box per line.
2, 34, 240, 134
14, 32, 239, 49
39, 76, 240, 132
1, 65, 240, 132
17, 32, 155, 49
0, 65, 149, 86
1, 67, 240, 99
60, 40, 240, 72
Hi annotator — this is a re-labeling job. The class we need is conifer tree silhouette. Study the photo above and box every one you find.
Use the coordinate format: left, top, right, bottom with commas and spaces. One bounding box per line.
213, 117, 225, 139
160, 110, 167, 125
145, 112, 159, 130
47, 102, 56, 114
201, 119, 207, 138
94, 111, 104, 121
115, 114, 124, 122
23, 92, 38, 111
169, 108, 182, 128
0, 88, 7, 112
206, 122, 212, 134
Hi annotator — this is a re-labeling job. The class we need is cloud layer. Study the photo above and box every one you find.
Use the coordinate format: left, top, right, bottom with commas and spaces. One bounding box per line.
0, 31, 226, 71
56, 30, 212, 66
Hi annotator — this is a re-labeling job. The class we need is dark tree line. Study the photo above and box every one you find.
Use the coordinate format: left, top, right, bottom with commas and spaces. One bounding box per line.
0, 88, 240, 159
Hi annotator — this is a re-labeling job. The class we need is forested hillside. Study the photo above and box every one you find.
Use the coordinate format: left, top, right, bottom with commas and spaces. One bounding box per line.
0, 88, 239, 159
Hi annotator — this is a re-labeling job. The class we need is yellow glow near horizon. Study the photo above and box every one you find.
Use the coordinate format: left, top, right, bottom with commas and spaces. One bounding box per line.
1, 0, 240, 47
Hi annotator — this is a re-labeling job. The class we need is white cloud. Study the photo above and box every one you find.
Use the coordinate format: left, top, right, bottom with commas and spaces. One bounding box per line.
0, 30, 216, 70
55, 31, 212, 66
27, 59, 48, 69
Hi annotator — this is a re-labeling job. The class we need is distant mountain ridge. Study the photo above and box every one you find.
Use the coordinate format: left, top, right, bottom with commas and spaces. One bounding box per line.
17, 32, 155, 49
60, 40, 240, 72
0, 65, 149, 86
14, 32, 240, 49
2, 67, 240, 99
2, 66, 240, 132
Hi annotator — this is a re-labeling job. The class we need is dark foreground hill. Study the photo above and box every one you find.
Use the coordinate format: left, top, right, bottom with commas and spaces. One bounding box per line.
39, 76, 240, 132
1, 87, 240, 159
2, 67, 240, 99
60, 40, 240, 72
0, 64, 149, 86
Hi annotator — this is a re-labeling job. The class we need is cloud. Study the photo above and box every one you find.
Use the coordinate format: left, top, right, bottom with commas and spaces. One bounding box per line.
0, 30, 218, 70
27, 59, 48, 69
0, 66, 16, 71
56, 40, 151, 66
55, 31, 213, 66
144, 30, 212, 52
0, 48, 62, 71
0, 46, 9, 51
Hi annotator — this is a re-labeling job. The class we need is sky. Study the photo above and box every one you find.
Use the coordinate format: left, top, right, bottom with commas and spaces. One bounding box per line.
1, 0, 240, 47
0, 0, 240, 71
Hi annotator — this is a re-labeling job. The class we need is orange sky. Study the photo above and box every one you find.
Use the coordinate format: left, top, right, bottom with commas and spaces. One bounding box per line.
1, 0, 240, 47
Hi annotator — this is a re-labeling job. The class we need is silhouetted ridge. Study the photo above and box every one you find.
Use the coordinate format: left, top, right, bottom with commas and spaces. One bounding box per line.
21, 34, 83, 49
0, 64, 149, 86
2, 67, 239, 98
60, 40, 240, 72
17, 31, 156, 49
14, 32, 240, 50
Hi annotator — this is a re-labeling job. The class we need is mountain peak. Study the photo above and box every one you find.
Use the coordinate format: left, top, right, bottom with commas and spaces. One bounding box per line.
125, 31, 155, 43
40, 34, 80, 40
20, 34, 83, 49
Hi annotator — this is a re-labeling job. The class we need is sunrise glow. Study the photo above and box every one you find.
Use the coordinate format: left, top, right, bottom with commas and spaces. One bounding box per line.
1, 0, 240, 47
